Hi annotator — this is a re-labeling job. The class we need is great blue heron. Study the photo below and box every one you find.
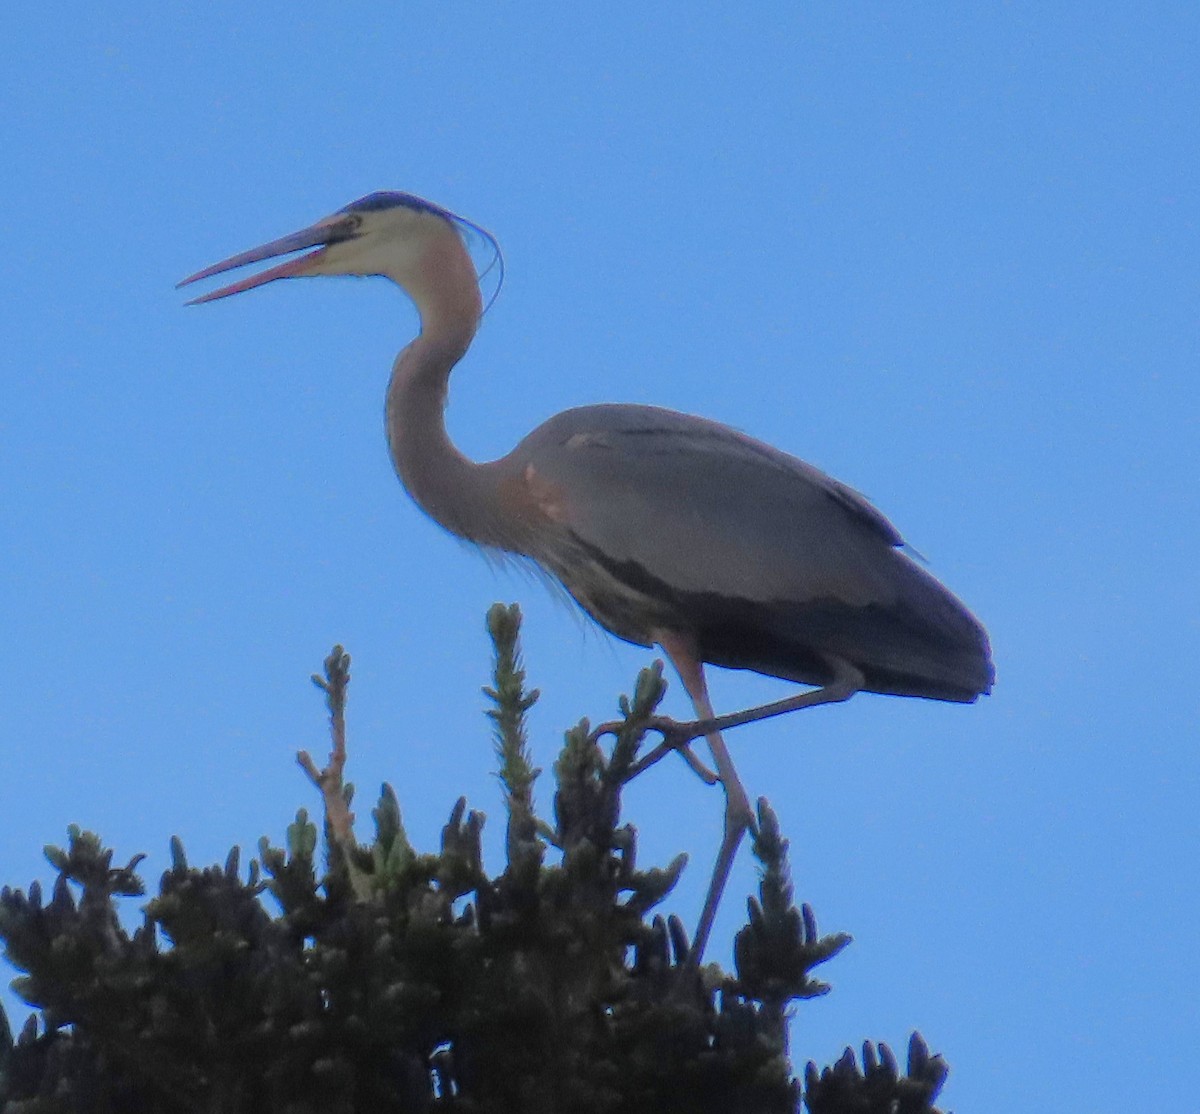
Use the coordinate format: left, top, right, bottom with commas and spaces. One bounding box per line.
179, 191, 993, 959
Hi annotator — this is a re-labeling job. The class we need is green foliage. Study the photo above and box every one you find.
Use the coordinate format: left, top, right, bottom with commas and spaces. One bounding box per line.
0, 607, 949, 1113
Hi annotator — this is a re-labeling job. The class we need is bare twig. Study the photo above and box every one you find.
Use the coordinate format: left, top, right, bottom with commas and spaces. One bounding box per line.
298, 645, 369, 895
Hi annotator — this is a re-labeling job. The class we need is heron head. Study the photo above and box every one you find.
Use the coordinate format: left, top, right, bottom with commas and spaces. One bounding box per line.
178, 191, 502, 307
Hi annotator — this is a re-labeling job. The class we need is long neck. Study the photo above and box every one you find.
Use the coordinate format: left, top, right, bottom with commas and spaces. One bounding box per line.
385, 228, 510, 547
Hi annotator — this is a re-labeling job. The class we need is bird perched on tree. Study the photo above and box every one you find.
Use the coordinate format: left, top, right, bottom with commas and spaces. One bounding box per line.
180, 191, 993, 958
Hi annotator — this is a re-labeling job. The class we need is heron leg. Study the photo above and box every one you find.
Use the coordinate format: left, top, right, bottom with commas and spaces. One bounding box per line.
623, 660, 863, 780
658, 633, 756, 964
663, 660, 865, 748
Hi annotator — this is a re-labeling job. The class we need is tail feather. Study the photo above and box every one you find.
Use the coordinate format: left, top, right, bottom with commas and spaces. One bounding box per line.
694, 572, 994, 703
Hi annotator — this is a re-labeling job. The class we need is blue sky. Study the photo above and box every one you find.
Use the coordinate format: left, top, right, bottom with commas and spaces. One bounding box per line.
3, 4, 1197, 1107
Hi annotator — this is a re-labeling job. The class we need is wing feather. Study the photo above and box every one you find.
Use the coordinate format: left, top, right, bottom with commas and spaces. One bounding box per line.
518, 404, 904, 607
508, 404, 992, 700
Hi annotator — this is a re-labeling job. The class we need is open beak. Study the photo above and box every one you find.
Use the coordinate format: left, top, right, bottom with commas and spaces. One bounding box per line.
177, 216, 356, 305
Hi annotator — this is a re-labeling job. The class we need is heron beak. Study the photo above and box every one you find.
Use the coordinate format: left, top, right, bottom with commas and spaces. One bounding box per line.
177, 216, 354, 305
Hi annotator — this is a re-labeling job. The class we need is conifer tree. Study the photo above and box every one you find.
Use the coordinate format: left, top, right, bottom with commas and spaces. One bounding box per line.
0, 606, 949, 1112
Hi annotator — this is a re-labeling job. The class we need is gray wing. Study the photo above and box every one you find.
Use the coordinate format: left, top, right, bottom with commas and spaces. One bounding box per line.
512, 404, 993, 701
518, 403, 905, 606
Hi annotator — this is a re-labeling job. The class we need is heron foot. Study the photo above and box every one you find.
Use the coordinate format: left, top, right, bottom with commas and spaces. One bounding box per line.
652, 668, 866, 745
625, 718, 720, 784
590, 716, 720, 785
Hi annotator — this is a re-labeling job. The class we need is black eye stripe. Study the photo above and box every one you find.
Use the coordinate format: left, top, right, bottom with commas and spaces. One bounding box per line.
332, 192, 504, 312
324, 214, 363, 244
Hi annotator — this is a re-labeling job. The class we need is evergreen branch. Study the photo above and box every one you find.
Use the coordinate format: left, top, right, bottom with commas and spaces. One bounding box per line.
734, 799, 852, 1011
483, 603, 543, 876
805, 1031, 949, 1114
